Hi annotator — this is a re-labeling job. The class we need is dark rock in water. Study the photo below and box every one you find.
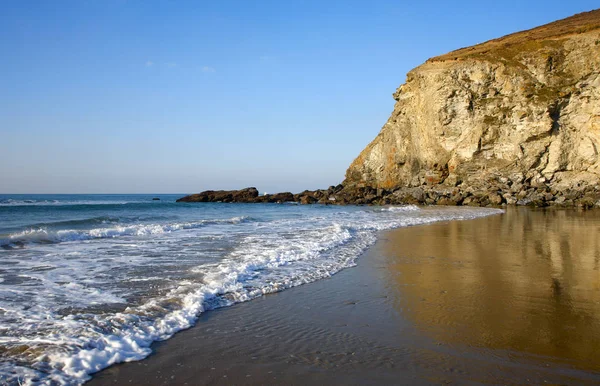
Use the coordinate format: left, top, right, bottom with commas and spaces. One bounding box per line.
299, 195, 317, 205
176, 187, 259, 203
178, 187, 328, 205
253, 195, 270, 203
152, 197, 160, 201
267, 192, 295, 203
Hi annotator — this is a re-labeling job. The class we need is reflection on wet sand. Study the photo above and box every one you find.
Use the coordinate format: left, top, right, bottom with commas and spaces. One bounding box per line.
383, 207, 600, 370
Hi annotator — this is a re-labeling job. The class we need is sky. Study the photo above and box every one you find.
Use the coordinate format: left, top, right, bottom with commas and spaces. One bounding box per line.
1, 1, 598, 194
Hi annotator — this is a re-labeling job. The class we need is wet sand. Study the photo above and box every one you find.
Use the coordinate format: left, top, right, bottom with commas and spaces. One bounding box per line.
90, 207, 600, 385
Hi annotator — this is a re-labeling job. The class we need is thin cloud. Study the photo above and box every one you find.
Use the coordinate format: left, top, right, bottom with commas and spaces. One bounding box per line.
166, 62, 177, 68
145, 60, 154, 67
201, 66, 216, 73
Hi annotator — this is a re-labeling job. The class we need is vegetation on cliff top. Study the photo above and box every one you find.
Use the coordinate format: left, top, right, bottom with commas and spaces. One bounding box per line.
429, 9, 600, 63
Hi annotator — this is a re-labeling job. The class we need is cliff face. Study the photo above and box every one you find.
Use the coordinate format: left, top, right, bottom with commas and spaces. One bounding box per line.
344, 10, 600, 201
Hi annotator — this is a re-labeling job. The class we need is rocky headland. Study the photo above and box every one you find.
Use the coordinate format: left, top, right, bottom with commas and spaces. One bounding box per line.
179, 10, 600, 208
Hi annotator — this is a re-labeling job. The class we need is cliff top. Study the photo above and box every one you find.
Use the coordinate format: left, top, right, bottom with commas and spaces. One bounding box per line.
429, 9, 600, 63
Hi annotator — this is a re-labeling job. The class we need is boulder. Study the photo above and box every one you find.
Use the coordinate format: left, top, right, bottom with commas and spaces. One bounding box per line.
176, 187, 259, 203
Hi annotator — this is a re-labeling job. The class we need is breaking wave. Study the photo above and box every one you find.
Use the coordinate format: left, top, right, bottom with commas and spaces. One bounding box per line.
0, 217, 252, 248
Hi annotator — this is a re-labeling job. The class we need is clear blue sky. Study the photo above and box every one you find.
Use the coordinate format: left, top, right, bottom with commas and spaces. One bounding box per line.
1, 1, 597, 193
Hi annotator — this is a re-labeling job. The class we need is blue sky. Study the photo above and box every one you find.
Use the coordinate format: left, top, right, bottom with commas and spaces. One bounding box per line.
1, 1, 597, 193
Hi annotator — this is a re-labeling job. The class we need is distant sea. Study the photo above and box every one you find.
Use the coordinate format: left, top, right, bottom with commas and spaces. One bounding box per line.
0, 194, 502, 384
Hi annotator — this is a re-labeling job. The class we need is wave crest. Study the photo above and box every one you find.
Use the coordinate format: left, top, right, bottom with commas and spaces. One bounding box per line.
378, 205, 420, 212
0, 216, 252, 247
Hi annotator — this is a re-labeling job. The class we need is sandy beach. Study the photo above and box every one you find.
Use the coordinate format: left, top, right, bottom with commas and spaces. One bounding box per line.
89, 207, 600, 385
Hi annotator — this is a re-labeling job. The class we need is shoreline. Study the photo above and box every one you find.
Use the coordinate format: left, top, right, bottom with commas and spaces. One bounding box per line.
89, 207, 600, 385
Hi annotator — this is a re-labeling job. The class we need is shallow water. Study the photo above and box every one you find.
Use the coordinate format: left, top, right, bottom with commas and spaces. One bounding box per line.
0, 194, 501, 384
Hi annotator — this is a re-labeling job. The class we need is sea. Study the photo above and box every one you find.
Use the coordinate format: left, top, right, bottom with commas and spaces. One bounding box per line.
0, 194, 502, 385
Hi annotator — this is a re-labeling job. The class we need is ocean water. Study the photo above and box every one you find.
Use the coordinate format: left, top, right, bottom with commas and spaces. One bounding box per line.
0, 194, 502, 385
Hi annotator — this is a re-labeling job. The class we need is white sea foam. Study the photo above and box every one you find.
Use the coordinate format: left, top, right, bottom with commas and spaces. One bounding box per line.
0, 205, 503, 385
0, 216, 251, 247
379, 205, 420, 212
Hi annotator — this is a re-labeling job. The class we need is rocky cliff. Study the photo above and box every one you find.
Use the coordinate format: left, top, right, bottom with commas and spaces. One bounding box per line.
343, 10, 600, 207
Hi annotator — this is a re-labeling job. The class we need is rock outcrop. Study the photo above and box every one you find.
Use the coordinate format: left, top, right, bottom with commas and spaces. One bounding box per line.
177, 187, 342, 204
343, 10, 600, 207
177, 188, 260, 203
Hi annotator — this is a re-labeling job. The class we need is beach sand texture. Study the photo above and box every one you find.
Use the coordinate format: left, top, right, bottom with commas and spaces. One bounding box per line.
90, 208, 600, 385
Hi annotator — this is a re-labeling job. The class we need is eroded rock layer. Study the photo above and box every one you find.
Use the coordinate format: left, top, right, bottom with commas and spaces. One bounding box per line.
343, 10, 600, 207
